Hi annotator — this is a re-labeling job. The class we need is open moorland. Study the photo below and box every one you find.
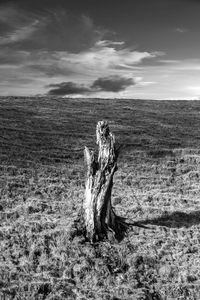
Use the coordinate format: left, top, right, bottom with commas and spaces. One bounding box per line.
1, 97, 200, 299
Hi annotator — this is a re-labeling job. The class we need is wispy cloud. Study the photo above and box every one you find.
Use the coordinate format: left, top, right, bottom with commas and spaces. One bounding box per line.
0, 4, 104, 52
0, 3, 42, 45
158, 59, 181, 64
0, 20, 39, 46
58, 41, 163, 76
96, 40, 125, 47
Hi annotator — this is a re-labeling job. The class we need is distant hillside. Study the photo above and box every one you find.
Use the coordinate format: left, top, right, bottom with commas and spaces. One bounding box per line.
0, 97, 200, 166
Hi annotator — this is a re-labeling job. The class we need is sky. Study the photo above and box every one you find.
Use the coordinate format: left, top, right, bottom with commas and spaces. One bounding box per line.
0, 0, 200, 99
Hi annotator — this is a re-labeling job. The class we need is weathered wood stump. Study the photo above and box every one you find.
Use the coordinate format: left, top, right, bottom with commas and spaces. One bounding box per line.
83, 120, 128, 242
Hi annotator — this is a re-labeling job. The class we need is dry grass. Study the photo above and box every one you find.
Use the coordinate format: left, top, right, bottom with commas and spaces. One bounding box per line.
1, 96, 200, 299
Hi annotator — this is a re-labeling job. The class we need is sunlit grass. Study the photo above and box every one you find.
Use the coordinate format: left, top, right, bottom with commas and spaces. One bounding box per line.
1, 97, 200, 299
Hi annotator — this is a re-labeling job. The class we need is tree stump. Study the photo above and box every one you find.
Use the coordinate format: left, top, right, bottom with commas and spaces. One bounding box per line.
83, 120, 128, 243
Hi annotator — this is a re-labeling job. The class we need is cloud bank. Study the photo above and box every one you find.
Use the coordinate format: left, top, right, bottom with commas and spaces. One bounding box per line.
46, 75, 137, 96
47, 82, 91, 95
92, 75, 135, 92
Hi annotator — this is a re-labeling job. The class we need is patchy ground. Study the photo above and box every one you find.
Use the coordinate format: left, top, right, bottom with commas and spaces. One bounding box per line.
1, 97, 200, 299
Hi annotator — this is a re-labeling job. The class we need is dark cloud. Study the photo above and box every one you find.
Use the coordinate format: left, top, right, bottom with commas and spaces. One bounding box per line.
46, 82, 91, 95
46, 75, 136, 96
91, 75, 135, 92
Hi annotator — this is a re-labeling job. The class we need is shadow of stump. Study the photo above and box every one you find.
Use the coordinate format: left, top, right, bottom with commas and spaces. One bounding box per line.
135, 210, 200, 229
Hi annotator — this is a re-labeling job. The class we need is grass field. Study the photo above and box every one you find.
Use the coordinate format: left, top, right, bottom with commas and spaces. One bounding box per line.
1, 96, 200, 299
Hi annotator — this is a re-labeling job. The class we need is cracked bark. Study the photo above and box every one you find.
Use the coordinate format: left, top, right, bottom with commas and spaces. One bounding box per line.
83, 120, 128, 243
